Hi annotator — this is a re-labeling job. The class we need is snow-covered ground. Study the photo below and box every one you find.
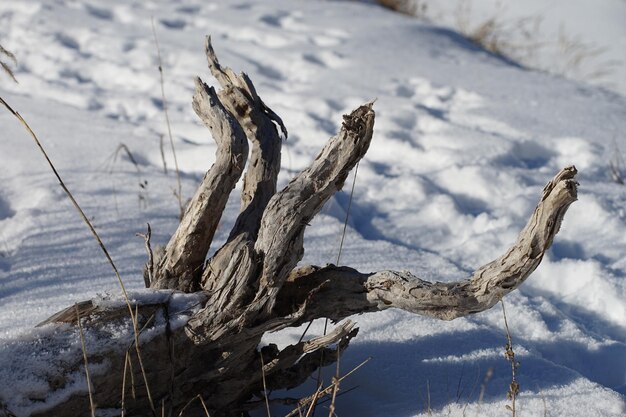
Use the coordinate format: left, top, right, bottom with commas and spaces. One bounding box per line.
375, 0, 626, 96
1, 0, 626, 416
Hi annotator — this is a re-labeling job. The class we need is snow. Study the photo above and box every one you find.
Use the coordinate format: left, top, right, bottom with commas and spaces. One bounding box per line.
0, 0, 625, 415
387, 0, 626, 96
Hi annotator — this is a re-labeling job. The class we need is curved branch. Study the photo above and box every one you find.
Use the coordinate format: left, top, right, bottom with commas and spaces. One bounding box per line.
151, 79, 248, 291
199, 37, 285, 301
275, 166, 578, 323
204, 36, 286, 243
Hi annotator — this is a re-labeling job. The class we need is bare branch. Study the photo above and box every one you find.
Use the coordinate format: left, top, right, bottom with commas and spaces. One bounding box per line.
151, 79, 248, 291
275, 166, 578, 323
204, 36, 286, 242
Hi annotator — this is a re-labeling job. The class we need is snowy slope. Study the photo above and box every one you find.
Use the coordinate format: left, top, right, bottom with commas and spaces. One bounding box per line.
1, 0, 626, 416
374, 0, 626, 96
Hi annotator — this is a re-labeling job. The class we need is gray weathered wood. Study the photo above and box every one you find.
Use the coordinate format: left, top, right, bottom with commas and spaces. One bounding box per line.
151, 78, 248, 291
275, 166, 578, 323
1, 38, 579, 417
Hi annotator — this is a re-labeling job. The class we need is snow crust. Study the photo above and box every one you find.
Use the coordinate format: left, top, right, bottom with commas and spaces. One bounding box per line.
0, 0, 625, 415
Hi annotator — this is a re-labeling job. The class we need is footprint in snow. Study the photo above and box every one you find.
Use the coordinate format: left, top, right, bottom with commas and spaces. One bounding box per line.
302, 50, 346, 69
84, 4, 114, 20
0, 195, 16, 222
55, 32, 81, 51
160, 18, 187, 30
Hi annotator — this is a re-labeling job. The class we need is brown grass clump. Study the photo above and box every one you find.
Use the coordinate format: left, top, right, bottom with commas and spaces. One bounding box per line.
376, 0, 428, 18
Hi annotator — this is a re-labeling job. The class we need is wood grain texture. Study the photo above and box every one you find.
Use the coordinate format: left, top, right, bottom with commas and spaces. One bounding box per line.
151, 78, 248, 292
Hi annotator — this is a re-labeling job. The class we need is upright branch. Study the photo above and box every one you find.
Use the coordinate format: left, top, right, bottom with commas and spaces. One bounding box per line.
205, 36, 286, 242
199, 36, 287, 298
151, 79, 248, 291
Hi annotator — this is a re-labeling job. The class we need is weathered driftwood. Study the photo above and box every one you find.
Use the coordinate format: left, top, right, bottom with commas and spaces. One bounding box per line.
0, 37, 578, 417
151, 77, 249, 292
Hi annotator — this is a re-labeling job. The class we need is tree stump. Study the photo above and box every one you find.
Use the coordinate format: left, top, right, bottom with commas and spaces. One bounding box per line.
0, 37, 578, 417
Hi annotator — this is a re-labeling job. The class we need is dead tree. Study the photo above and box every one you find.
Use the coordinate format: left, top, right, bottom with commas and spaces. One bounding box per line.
0, 37, 578, 417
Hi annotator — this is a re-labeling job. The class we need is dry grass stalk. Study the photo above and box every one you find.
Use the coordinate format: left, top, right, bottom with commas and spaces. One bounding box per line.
132, 305, 156, 414
121, 350, 130, 417
159, 133, 168, 174
304, 389, 322, 417
113, 143, 141, 170
381, 1, 618, 88
260, 352, 272, 417
106, 143, 148, 210
312, 161, 361, 400
327, 344, 342, 417
0, 43, 17, 83
501, 300, 519, 416
177, 395, 212, 417
285, 357, 371, 417
477, 366, 493, 405
0, 96, 156, 413
75, 304, 96, 417
151, 17, 184, 219
461, 365, 482, 417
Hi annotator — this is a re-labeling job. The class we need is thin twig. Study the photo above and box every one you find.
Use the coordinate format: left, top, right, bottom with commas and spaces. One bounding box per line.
0, 95, 156, 414
336, 161, 359, 267
311, 161, 361, 398
299, 161, 361, 343
76, 304, 96, 417
297, 320, 314, 344
151, 17, 183, 219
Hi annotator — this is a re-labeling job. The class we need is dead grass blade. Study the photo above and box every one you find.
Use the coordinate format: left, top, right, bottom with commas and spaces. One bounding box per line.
121, 350, 130, 417
177, 395, 212, 417
151, 17, 184, 219
76, 304, 96, 417
260, 352, 272, 417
